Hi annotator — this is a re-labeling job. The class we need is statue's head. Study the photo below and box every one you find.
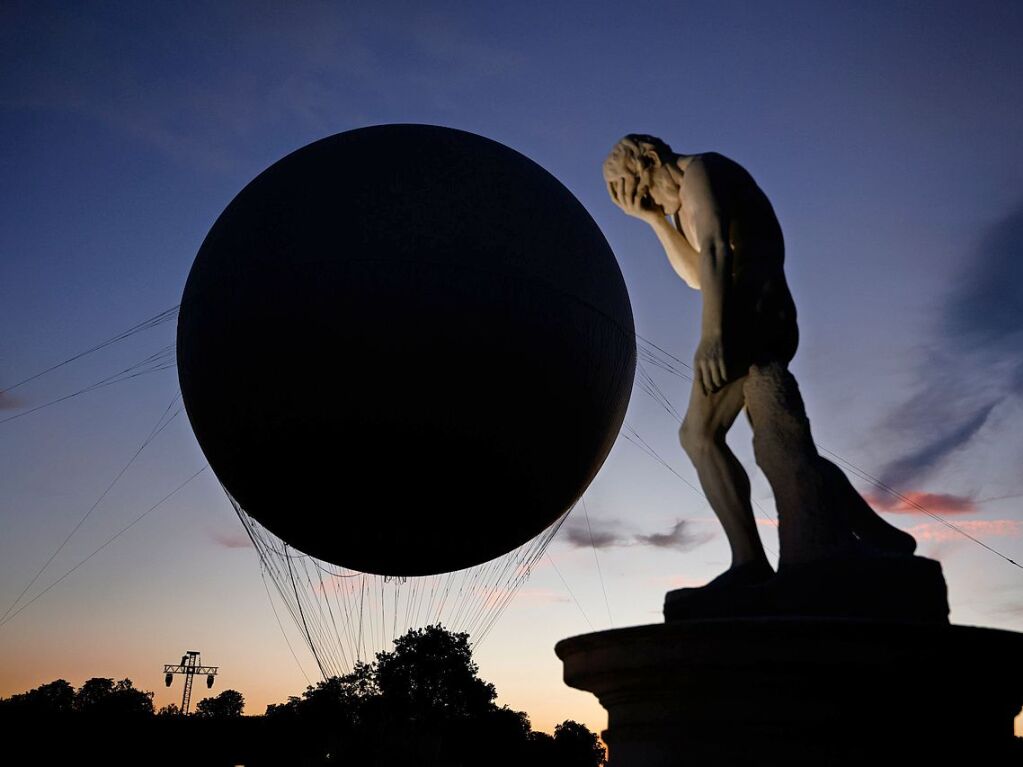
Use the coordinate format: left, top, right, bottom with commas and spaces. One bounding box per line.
603, 134, 680, 215
603, 134, 672, 181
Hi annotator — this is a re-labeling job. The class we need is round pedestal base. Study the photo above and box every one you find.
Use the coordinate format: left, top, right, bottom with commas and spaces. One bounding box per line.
556, 619, 1023, 765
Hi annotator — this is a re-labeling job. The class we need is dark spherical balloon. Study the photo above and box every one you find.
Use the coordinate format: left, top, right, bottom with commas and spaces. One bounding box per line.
177, 124, 635, 576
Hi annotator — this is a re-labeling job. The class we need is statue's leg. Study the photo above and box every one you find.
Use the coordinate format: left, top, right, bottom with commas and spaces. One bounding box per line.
680, 375, 772, 585
744, 362, 861, 567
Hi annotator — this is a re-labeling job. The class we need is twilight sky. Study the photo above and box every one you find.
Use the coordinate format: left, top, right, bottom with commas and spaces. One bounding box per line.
2, 0, 1023, 734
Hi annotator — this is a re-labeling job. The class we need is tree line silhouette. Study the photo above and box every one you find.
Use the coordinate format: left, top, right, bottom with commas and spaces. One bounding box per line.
0, 625, 605, 766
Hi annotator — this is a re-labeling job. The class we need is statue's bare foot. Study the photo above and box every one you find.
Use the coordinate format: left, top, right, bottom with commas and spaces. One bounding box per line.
817, 459, 917, 556
703, 559, 775, 590
849, 504, 917, 555
844, 496, 917, 556
663, 558, 775, 620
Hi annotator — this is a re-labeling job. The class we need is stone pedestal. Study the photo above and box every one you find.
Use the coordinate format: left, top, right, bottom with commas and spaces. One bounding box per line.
556, 619, 1023, 765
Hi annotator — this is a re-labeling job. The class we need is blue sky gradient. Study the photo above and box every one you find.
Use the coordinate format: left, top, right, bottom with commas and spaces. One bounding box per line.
2, 0, 1022, 731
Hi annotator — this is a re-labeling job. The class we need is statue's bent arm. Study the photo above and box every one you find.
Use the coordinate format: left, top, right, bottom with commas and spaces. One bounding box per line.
649, 214, 701, 289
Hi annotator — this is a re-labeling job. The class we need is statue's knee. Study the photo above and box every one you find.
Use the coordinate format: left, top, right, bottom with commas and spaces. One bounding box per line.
678, 419, 694, 455
680, 418, 716, 459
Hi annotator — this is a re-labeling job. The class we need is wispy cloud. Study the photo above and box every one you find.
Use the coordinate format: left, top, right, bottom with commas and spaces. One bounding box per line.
561, 518, 625, 549
560, 517, 715, 552
209, 529, 253, 549
877, 202, 1023, 493
989, 600, 1023, 619
634, 520, 715, 551
0, 5, 525, 173
659, 575, 710, 590
492, 586, 570, 606
0, 392, 21, 410
878, 403, 996, 490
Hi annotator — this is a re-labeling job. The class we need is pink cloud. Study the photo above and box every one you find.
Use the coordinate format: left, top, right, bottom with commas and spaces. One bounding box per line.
906, 519, 1022, 543
868, 491, 977, 515
509, 587, 571, 606
309, 572, 369, 595
917, 539, 963, 562
662, 575, 710, 589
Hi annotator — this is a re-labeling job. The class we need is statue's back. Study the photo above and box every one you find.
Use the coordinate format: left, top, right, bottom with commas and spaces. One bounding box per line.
694, 152, 798, 369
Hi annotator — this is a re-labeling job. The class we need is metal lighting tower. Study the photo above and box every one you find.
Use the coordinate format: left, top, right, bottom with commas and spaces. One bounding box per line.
163, 650, 218, 714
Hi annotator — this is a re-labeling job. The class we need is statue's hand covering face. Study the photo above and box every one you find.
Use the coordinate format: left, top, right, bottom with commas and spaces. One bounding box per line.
602, 137, 646, 185
603, 134, 679, 217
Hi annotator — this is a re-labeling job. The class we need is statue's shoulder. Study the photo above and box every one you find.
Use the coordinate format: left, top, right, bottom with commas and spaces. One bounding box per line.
692, 151, 746, 174
690, 153, 766, 200
680, 153, 743, 196
682, 152, 744, 179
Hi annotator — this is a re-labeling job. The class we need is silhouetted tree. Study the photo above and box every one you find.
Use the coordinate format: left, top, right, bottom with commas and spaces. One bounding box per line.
156, 702, 180, 716
371, 626, 604, 766
259, 625, 605, 766
74, 677, 115, 711
554, 719, 607, 766
195, 689, 245, 718
529, 729, 558, 763
374, 624, 496, 721
0, 679, 75, 715
74, 678, 154, 717
264, 660, 375, 726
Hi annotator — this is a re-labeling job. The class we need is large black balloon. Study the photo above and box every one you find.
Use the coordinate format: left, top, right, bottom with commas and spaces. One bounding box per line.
177, 124, 635, 576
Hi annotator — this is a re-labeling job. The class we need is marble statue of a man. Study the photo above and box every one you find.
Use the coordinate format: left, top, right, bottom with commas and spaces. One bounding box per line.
603, 135, 915, 589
